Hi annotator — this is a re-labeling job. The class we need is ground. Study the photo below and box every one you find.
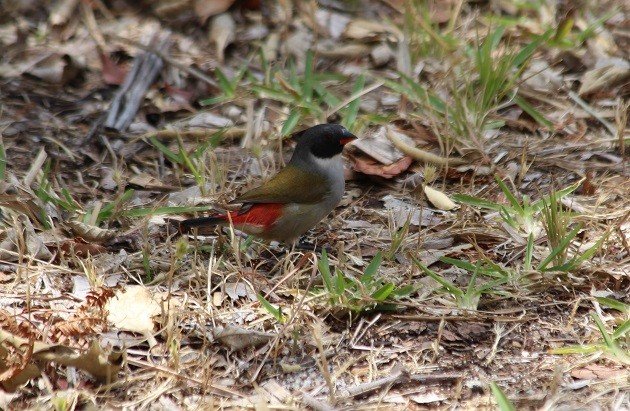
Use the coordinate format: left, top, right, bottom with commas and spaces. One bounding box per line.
0, 0, 628, 409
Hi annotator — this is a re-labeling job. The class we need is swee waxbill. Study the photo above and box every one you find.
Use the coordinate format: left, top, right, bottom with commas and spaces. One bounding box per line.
179, 123, 356, 243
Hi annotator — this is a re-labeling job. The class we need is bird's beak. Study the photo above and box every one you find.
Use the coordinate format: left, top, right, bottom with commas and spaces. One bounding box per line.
339, 133, 357, 146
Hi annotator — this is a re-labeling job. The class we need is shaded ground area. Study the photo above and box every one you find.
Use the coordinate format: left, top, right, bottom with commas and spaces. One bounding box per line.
0, 0, 628, 409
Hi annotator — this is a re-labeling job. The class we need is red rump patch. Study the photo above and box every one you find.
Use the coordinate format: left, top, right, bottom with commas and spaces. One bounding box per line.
227, 203, 283, 229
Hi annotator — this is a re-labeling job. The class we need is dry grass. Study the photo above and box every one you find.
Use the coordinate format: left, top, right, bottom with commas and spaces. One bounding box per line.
0, 0, 629, 409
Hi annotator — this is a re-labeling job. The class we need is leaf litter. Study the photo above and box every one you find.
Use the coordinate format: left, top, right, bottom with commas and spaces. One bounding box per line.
0, 0, 628, 409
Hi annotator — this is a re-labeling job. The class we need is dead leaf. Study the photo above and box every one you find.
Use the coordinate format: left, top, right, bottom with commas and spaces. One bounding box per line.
579, 59, 630, 96
213, 325, 274, 351
106, 286, 161, 346
423, 185, 457, 210
129, 174, 176, 191
26, 54, 79, 85
99, 51, 127, 86
315, 9, 350, 39
58, 238, 108, 258
0, 329, 123, 391
194, 0, 236, 23
571, 364, 627, 380
23, 221, 53, 260
343, 19, 398, 40
210, 13, 235, 63
350, 154, 413, 179
349, 126, 410, 165
67, 221, 117, 243
381, 194, 441, 227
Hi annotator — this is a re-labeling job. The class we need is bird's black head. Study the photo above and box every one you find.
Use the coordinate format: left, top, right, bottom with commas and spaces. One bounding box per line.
292, 123, 357, 159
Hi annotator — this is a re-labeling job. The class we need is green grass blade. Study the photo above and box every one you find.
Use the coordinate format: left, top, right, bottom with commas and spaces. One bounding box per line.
360, 251, 382, 284
371, 283, 395, 301
342, 74, 366, 129
490, 382, 516, 411
318, 249, 334, 292
123, 205, 214, 218
494, 176, 523, 212
452, 194, 503, 211
412, 257, 463, 297
281, 111, 301, 137
302, 51, 314, 102
612, 320, 629, 340
150, 136, 182, 164
538, 224, 581, 271
524, 233, 534, 271
596, 297, 629, 313
334, 269, 346, 295
257, 294, 285, 323
514, 95, 552, 128
513, 29, 552, 67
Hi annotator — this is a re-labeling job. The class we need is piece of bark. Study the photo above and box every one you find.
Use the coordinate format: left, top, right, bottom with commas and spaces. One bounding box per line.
104, 32, 171, 132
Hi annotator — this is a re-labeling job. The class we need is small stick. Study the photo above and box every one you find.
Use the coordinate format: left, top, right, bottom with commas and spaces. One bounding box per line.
386, 127, 467, 166
105, 33, 170, 131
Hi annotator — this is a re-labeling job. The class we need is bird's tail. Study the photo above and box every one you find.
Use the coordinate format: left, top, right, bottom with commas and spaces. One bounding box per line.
179, 214, 229, 235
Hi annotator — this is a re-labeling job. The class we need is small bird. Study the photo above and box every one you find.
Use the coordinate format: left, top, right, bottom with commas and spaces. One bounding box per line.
179, 123, 357, 243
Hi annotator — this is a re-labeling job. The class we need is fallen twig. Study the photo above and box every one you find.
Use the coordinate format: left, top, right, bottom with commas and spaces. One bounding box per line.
105, 32, 170, 131
386, 127, 467, 166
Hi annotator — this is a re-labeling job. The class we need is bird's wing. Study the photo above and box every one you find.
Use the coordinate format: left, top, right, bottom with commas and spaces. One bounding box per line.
231, 165, 330, 204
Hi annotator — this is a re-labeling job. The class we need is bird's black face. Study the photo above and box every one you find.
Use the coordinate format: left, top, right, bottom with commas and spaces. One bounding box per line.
294, 124, 357, 159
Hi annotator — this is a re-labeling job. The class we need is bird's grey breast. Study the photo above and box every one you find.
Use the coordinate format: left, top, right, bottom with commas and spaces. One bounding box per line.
310, 153, 345, 206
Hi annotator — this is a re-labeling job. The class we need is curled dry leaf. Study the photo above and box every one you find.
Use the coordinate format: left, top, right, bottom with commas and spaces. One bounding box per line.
68, 221, 117, 243
381, 194, 441, 227
578, 59, 630, 96
349, 126, 410, 165
0, 329, 123, 391
27, 54, 80, 85
423, 185, 457, 211
194, 0, 236, 23
343, 19, 398, 40
210, 13, 236, 63
23, 221, 53, 260
349, 154, 412, 179
106, 286, 161, 347
212, 325, 274, 351
58, 238, 108, 258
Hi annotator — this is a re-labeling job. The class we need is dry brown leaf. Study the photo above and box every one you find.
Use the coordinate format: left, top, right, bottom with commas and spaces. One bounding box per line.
381, 195, 441, 227
350, 154, 412, 179
209, 13, 235, 63
194, 0, 236, 23
59, 238, 108, 258
106, 286, 161, 346
571, 364, 627, 380
23, 221, 53, 260
349, 126, 410, 165
27, 54, 80, 85
423, 185, 457, 211
0, 329, 123, 391
579, 60, 630, 96
67, 221, 117, 243
99, 51, 127, 86
213, 325, 274, 351
343, 19, 398, 40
